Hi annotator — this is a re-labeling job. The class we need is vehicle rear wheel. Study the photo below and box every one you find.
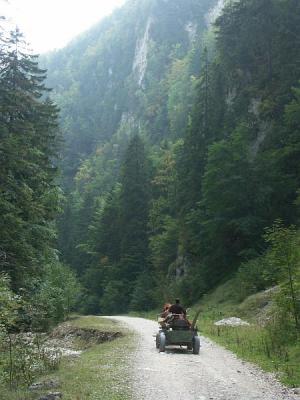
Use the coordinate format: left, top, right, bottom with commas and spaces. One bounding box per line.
155, 333, 160, 349
193, 336, 200, 354
159, 332, 166, 352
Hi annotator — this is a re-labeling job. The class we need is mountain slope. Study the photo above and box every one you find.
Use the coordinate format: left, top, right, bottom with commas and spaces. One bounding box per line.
43, 0, 300, 327
42, 0, 223, 289
43, 0, 220, 180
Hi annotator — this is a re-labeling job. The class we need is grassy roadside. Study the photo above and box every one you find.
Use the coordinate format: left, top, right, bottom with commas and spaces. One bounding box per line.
47, 316, 135, 400
198, 311, 300, 387
1, 316, 135, 400
191, 281, 300, 388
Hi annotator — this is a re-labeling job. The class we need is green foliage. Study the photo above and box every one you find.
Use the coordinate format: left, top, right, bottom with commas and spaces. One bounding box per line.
38, 0, 300, 317
202, 321, 300, 387
236, 220, 300, 336
42, 0, 217, 303
198, 281, 300, 387
264, 222, 300, 333
0, 275, 62, 390
0, 28, 81, 390
149, 142, 180, 275
236, 257, 271, 299
43, 0, 212, 178
39, 317, 132, 400
75, 136, 152, 314
175, 0, 300, 295
119, 135, 151, 282
0, 27, 62, 290
201, 130, 258, 265
29, 262, 81, 330
89, 186, 121, 264
150, 216, 178, 277
129, 272, 156, 311
100, 280, 129, 315
0, 274, 21, 334
0, 333, 60, 389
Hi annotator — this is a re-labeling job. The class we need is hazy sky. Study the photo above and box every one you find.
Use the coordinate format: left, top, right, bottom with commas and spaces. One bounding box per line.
2, 0, 126, 53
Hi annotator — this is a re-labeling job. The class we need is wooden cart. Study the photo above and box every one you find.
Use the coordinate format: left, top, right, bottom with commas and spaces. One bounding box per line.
155, 312, 200, 354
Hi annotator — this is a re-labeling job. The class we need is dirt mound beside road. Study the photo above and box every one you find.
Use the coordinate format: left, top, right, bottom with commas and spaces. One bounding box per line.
50, 323, 122, 349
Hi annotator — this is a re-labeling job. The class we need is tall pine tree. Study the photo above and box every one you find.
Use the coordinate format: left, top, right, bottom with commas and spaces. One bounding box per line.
119, 135, 150, 281
0, 28, 60, 290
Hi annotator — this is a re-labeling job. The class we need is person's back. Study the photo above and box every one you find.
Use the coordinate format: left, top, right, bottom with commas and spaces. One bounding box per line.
168, 299, 186, 315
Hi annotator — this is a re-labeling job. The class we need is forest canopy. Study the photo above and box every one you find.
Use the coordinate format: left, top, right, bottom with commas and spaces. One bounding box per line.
39, 0, 300, 319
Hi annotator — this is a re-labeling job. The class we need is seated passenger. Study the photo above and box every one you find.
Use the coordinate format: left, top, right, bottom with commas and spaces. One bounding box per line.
161, 303, 171, 318
168, 298, 186, 316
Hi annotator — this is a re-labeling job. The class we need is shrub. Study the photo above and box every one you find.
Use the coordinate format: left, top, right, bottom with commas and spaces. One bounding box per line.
236, 257, 272, 300
28, 262, 81, 331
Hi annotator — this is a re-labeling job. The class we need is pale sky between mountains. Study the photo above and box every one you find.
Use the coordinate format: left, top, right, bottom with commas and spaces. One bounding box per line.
1, 0, 126, 53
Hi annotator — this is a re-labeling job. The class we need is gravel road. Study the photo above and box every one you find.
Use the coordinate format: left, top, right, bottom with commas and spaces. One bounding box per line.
110, 316, 300, 400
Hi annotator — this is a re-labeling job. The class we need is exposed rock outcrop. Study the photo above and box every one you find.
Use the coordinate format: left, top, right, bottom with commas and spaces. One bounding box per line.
185, 21, 197, 44
205, 0, 226, 26
133, 17, 153, 87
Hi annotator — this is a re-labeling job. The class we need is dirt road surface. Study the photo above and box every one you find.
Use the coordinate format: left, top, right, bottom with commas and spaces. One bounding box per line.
110, 316, 300, 400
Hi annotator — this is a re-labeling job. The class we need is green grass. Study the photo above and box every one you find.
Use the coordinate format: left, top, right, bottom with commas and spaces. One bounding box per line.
198, 315, 300, 387
45, 318, 134, 400
70, 315, 123, 332
189, 280, 300, 387
0, 316, 135, 400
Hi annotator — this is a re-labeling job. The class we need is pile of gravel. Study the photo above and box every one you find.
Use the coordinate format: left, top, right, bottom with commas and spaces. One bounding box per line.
214, 317, 250, 327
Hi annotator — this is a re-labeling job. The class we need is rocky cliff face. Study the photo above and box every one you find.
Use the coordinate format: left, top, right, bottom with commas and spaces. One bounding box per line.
205, 0, 226, 26
133, 16, 152, 87
43, 0, 219, 180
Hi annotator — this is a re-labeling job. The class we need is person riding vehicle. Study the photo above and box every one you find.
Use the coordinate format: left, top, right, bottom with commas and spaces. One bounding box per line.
168, 298, 186, 316
160, 303, 171, 318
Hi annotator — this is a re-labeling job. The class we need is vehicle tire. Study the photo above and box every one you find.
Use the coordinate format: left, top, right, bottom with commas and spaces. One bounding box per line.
159, 332, 166, 352
155, 333, 160, 349
193, 336, 200, 354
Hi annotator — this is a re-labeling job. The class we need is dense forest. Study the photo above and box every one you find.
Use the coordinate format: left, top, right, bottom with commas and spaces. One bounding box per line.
41, 0, 300, 323
1, 0, 300, 381
42, 0, 221, 313
0, 17, 81, 385
1, 0, 300, 392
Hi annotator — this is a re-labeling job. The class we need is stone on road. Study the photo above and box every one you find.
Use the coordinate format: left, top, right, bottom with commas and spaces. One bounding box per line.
110, 316, 300, 400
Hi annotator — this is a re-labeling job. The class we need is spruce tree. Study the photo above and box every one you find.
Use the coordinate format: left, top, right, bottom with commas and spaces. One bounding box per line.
0, 28, 60, 290
119, 135, 151, 304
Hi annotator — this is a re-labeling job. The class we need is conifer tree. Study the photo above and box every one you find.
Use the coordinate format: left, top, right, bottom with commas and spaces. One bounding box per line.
119, 135, 150, 283
0, 28, 60, 289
